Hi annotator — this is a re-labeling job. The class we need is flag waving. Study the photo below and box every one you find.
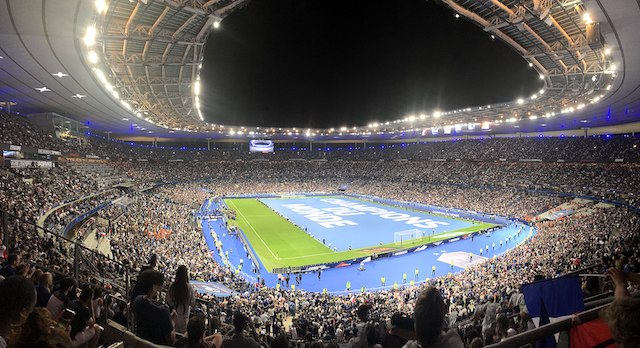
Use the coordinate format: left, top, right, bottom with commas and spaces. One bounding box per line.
522, 275, 585, 348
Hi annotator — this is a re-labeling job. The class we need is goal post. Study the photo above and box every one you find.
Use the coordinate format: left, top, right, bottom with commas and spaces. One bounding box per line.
393, 229, 423, 248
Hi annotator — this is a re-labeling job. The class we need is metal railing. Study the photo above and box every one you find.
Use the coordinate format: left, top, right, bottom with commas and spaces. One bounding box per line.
1, 209, 130, 296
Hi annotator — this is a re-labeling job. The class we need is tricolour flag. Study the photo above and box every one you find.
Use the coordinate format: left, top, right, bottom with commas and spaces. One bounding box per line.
522, 275, 585, 348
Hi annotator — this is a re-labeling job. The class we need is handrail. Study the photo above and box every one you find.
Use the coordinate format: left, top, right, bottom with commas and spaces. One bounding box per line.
2, 209, 130, 295
486, 304, 606, 348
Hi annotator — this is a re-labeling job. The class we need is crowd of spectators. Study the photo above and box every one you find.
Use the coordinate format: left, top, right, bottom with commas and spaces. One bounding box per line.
3, 110, 640, 163
1, 111, 640, 347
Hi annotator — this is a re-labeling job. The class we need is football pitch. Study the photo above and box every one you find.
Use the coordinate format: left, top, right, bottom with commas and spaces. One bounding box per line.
224, 196, 497, 272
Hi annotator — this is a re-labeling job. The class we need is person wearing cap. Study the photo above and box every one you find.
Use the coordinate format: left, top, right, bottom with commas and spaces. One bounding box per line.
382, 313, 415, 348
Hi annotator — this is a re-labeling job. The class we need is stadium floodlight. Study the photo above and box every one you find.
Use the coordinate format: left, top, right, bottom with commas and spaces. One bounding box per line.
582, 13, 593, 24
454, 13, 460, 19
83, 25, 97, 46
539, 89, 545, 95
194, 81, 201, 95
539, 74, 545, 80
213, 20, 221, 29
95, 0, 108, 14
529, 115, 538, 120
517, 98, 524, 105
88, 50, 99, 64
604, 48, 611, 56
528, 62, 533, 67
433, 111, 441, 118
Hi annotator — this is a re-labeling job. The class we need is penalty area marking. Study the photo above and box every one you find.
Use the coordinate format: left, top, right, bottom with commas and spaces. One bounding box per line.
227, 200, 280, 261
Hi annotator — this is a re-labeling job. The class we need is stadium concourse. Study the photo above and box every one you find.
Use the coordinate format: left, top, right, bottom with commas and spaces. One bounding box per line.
1, 110, 640, 347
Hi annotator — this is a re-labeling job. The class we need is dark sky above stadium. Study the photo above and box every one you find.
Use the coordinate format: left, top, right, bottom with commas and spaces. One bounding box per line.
201, 0, 543, 128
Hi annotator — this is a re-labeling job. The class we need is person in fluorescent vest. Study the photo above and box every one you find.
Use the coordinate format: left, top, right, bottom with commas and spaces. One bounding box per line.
381, 276, 386, 286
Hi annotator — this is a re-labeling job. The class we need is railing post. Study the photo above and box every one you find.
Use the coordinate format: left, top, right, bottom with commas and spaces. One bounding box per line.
2, 211, 8, 251
73, 242, 80, 278
125, 267, 130, 300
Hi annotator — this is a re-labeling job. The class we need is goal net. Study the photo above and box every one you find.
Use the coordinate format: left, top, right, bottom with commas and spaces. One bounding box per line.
393, 229, 423, 245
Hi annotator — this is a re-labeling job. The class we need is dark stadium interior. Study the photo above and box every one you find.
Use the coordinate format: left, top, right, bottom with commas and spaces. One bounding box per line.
1, 0, 640, 348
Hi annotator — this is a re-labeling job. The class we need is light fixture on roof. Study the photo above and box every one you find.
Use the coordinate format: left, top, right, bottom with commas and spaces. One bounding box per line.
454, 13, 460, 19
88, 50, 99, 64
72, 93, 86, 99
582, 13, 594, 24
35, 87, 51, 92
52, 72, 69, 78
95, 0, 108, 14
516, 98, 524, 105
539, 74, 545, 80
83, 25, 97, 46
490, 34, 495, 39
213, 20, 221, 29
528, 62, 533, 67
194, 81, 201, 95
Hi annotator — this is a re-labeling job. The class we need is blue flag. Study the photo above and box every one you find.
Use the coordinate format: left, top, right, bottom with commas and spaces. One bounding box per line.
522, 276, 584, 348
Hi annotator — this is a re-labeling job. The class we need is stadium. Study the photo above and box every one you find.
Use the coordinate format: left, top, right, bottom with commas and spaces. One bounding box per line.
0, 0, 639, 348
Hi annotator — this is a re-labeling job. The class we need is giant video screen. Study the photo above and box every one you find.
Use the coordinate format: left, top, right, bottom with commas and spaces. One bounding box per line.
249, 139, 274, 153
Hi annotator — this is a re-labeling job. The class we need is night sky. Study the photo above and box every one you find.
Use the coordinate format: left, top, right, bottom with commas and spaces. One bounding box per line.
201, 0, 543, 128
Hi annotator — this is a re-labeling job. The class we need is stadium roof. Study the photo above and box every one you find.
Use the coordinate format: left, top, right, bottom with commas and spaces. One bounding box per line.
0, 0, 639, 141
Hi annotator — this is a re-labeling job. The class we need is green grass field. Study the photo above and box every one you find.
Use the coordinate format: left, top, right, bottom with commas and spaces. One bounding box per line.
225, 198, 497, 272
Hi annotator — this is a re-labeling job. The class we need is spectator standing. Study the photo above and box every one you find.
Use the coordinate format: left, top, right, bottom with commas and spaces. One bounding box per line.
132, 269, 177, 346
0, 276, 37, 348
166, 265, 196, 334
67, 287, 101, 348
402, 286, 463, 348
35, 272, 53, 308
220, 311, 261, 348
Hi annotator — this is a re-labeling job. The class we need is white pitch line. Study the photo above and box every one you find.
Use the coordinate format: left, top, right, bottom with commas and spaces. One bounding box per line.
228, 201, 279, 260
277, 251, 336, 260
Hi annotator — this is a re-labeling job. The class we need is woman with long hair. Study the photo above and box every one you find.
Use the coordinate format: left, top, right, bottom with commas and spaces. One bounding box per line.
166, 265, 195, 334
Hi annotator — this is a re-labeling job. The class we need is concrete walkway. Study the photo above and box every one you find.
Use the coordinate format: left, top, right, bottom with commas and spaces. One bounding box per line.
82, 230, 113, 258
